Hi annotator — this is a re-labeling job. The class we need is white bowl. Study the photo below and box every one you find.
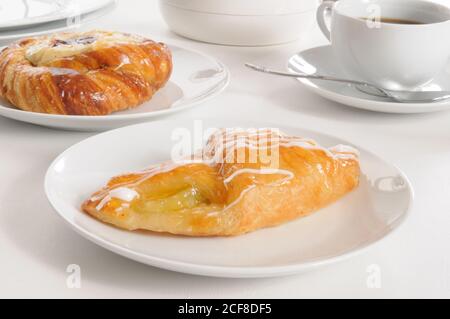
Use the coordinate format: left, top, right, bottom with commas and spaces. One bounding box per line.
159, 0, 318, 46
161, 0, 317, 15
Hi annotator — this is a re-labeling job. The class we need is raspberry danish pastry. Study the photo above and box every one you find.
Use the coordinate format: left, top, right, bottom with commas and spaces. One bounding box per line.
0, 30, 172, 115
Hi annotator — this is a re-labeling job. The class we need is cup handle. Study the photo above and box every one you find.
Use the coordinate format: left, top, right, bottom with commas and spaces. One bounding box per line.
316, 0, 336, 41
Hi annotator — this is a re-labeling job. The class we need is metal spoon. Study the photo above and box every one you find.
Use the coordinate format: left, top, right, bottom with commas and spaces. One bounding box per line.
245, 63, 450, 103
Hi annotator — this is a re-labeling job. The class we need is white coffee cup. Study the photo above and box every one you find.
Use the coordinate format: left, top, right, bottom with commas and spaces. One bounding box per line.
317, 0, 450, 90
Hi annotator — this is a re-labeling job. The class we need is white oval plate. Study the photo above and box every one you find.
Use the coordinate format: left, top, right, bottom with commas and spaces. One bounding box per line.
288, 45, 450, 114
0, 1, 116, 45
0, 0, 114, 31
45, 119, 413, 278
0, 45, 229, 131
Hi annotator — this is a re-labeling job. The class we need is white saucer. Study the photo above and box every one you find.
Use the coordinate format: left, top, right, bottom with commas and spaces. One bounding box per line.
288, 45, 450, 114
0, 0, 114, 31
45, 119, 413, 278
0, 45, 229, 131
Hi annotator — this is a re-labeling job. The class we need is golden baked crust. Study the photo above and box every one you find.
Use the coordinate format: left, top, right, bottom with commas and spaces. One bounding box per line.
82, 129, 361, 237
0, 30, 172, 115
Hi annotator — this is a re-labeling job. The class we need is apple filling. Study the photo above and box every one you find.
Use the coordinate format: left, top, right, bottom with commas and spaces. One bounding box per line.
136, 187, 209, 214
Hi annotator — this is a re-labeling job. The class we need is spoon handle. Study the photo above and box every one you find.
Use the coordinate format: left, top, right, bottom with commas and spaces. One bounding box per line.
245, 63, 450, 103
245, 63, 371, 87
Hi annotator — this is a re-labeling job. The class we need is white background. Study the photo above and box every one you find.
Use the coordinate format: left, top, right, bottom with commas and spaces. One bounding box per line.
1, 0, 450, 298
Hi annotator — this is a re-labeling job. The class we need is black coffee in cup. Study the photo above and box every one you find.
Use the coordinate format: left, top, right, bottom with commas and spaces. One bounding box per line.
360, 17, 426, 24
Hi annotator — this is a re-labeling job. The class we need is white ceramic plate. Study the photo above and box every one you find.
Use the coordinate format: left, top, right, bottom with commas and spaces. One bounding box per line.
0, 0, 114, 31
0, 45, 229, 131
288, 45, 450, 114
45, 119, 413, 278
0, 0, 116, 44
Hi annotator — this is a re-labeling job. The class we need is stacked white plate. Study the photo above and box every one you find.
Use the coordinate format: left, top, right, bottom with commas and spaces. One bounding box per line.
0, 0, 116, 44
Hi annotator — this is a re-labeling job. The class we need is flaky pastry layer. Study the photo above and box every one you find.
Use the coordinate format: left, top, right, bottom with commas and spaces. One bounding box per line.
0, 30, 172, 115
82, 129, 361, 237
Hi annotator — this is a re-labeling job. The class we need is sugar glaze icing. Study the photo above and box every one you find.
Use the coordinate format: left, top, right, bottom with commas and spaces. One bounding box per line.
26, 31, 147, 66
90, 128, 359, 212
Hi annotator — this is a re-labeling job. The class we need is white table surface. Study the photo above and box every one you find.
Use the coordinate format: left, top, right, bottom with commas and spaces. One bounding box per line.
1, 0, 450, 299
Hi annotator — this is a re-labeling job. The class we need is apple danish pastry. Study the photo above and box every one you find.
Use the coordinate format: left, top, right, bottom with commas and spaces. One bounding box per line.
82, 129, 360, 237
0, 30, 172, 115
